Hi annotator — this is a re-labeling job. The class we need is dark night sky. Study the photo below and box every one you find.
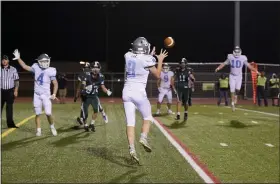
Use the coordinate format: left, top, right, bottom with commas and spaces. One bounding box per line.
2, 1, 280, 72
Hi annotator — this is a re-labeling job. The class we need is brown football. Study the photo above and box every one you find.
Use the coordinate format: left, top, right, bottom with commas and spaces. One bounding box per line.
164, 37, 175, 48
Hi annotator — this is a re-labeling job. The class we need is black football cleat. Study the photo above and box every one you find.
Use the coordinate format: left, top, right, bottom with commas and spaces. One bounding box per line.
84, 125, 90, 132
89, 124, 95, 132
175, 114, 180, 120
77, 117, 84, 125
184, 113, 188, 121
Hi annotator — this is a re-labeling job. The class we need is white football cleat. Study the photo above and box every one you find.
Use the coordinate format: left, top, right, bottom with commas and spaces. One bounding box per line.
51, 127, 57, 136
234, 95, 238, 104
102, 113, 108, 123
129, 149, 140, 165
168, 110, 175, 115
231, 102, 236, 112
36, 131, 42, 137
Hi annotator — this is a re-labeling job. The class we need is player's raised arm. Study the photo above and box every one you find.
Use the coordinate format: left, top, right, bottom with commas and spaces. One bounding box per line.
149, 49, 168, 79
157, 78, 161, 89
12, 49, 33, 72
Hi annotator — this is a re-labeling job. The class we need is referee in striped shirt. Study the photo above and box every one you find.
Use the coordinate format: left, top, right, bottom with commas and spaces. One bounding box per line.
1, 55, 19, 128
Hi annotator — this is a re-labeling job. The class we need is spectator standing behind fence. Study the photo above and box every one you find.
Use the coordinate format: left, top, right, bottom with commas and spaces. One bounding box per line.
58, 73, 68, 104
217, 73, 229, 106
1, 55, 19, 128
188, 68, 194, 106
257, 71, 268, 107
269, 73, 279, 106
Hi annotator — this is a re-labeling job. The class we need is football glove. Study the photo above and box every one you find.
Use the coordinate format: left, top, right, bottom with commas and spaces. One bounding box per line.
13, 49, 20, 60
50, 94, 57, 100
107, 89, 112, 96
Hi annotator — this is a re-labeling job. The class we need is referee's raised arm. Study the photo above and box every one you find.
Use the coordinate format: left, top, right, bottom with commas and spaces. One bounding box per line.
1, 55, 19, 128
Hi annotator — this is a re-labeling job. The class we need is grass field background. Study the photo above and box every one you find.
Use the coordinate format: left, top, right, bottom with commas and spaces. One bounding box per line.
1, 98, 279, 183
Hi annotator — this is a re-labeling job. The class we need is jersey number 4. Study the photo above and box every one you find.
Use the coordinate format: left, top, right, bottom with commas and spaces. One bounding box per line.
127, 60, 136, 78
37, 73, 44, 85
231, 60, 241, 68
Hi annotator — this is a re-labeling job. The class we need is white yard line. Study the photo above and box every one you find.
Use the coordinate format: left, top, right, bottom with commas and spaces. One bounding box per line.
153, 118, 220, 184
225, 107, 279, 117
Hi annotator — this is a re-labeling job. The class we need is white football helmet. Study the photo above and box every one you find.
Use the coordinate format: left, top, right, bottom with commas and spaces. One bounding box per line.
233, 46, 242, 57
131, 37, 151, 54
36, 54, 50, 69
162, 63, 169, 73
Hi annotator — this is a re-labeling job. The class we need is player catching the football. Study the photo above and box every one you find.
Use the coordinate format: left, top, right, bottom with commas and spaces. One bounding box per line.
122, 37, 168, 164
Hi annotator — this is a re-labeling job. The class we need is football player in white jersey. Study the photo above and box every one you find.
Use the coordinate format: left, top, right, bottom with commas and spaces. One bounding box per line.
156, 63, 175, 115
13, 49, 58, 136
215, 46, 259, 111
122, 37, 168, 164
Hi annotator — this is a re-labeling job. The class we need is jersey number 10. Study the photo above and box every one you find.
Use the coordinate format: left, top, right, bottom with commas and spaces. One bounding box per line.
231, 60, 241, 68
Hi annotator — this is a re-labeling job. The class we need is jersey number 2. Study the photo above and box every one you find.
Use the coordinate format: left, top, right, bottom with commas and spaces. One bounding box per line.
231, 60, 241, 68
127, 60, 136, 78
37, 73, 44, 85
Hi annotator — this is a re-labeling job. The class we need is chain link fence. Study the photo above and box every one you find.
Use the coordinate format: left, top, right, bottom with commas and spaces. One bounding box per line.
17, 63, 279, 99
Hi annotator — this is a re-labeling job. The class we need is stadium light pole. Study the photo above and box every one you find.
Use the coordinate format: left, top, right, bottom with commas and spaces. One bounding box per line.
234, 1, 247, 99
98, 1, 118, 63
234, 1, 240, 47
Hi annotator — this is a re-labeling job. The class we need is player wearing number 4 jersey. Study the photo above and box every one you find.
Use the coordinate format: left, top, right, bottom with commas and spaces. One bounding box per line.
215, 46, 259, 111
13, 49, 58, 136
123, 37, 168, 164
156, 63, 175, 115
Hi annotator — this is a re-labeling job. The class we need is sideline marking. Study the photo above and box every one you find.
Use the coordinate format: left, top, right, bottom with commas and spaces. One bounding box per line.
251, 121, 258, 124
226, 107, 279, 117
154, 118, 220, 184
265, 143, 275, 148
1, 114, 36, 139
220, 143, 228, 147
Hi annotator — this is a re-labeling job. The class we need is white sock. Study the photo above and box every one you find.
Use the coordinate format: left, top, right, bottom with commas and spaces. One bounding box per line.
232, 101, 235, 105
177, 112, 180, 115
37, 128, 41, 132
185, 111, 188, 113
129, 144, 135, 150
102, 112, 106, 116
91, 120, 95, 125
50, 124, 55, 129
141, 132, 147, 139
80, 117, 83, 121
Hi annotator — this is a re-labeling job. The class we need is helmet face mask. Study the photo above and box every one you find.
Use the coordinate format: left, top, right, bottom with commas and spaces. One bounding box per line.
233, 46, 242, 57
180, 58, 187, 69
36, 54, 51, 69
163, 63, 169, 73
90, 61, 101, 75
131, 37, 151, 54
38, 59, 50, 69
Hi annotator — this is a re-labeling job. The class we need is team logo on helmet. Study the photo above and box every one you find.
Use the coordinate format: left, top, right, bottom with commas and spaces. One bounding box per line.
91, 61, 101, 75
